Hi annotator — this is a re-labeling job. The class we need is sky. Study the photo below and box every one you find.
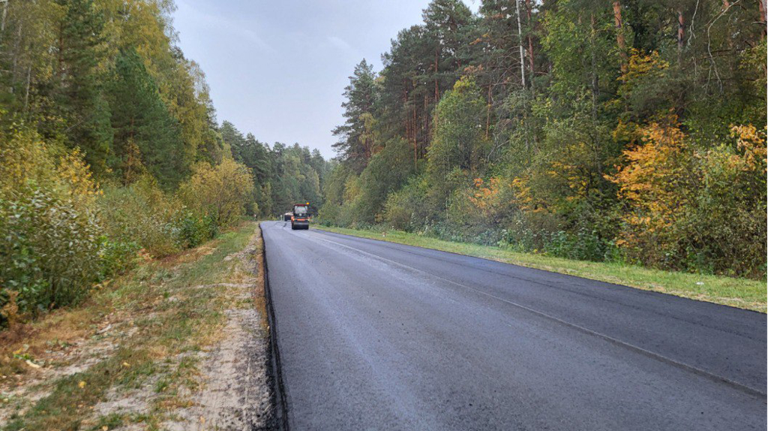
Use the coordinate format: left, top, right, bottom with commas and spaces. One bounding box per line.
172, 0, 480, 159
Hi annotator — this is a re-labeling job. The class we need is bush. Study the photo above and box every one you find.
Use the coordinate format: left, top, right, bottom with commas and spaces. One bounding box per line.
382, 175, 431, 232
99, 177, 224, 257
544, 228, 611, 262
99, 237, 140, 279
608, 122, 766, 277
0, 126, 257, 327
176, 211, 218, 249
0, 129, 111, 324
99, 178, 185, 258
179, 159, 254, 228
0, 187, 104, 320
680, 127, 766, 277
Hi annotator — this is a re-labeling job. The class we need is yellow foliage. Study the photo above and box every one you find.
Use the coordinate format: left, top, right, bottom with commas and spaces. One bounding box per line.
179, 159, 254, 228
343, 174, 361, 204
607, 120, 688, 233
612, 119, 642, 145
469, 177, 503, 217
0, 127, 57, 194
511, 175, 547, 214
619, 49, 669, 86
57, 149, 102, 207
0, 127, 100, 207
549, 142, 593, 201
731, 124, 767, 172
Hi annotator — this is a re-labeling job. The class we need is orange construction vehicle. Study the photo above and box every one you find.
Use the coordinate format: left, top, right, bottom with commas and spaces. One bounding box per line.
291, 203, 310, 230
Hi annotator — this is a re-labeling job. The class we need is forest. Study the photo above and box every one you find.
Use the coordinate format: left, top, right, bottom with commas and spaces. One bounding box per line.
0, 0, 327, 326
0, 0, 765, 327
320, 0, 767, 280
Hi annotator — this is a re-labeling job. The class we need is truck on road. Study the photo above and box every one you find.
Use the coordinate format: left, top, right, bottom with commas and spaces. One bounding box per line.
291, 203, 310, 230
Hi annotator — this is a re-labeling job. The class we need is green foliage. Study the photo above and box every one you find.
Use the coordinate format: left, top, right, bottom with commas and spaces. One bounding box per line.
356, 138, 415, 222
107, 49, 187, 189
267, 143, 325, 215
382, 176, 431, 232
321, 138, 415, 226
51, 0, 114, 177
0, 127, 108, 323
0, 187, 103, 319
332, 59, 379, 172
99, 178, 185, 258
0, 0, 336, 327
219, 122, 329, 218
322, 0, 767, 280
176, 211, 218, 249
427, 77, 490, 207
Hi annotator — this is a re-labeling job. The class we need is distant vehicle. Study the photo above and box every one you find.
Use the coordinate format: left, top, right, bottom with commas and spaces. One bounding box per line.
283, 212, 292, 222
291, 203, 310, 230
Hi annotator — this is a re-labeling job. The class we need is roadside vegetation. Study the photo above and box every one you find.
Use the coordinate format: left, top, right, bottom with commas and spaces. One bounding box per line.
316, 225, 766, 312
0, 0, 329, 329
319, 1, 767, 282
0, 221, 269, 430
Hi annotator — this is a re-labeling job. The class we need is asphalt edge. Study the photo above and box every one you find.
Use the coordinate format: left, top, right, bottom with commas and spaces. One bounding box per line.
260, 223, 290, 431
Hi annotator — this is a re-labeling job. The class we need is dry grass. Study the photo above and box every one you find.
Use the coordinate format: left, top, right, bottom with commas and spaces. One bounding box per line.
0, 221, 263, 430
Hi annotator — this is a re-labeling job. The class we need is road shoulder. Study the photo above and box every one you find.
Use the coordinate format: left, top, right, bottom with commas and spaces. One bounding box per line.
0, 221, 277, 430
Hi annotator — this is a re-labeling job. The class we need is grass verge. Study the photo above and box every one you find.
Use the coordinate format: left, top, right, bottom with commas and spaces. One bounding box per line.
0, 221, 262, 430
315, 225, 766, 313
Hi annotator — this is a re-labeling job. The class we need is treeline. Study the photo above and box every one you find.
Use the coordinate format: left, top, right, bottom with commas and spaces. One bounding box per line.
321, 0, 767, 278
0, 0, 327, 326
220, 121, 330, 217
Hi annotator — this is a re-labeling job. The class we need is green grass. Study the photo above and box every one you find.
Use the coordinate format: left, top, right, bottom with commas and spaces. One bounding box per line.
315, 225, 766, 313
1, 221, 260, 430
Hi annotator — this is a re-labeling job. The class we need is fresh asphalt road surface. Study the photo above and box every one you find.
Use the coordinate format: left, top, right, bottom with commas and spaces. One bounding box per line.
261, 221, 766, 430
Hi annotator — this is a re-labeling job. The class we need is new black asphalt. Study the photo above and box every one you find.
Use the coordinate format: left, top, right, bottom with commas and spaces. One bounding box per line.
261, 221, 766, 430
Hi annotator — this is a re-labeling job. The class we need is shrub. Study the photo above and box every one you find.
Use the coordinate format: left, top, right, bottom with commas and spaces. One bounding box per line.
544, 228, 611, 262
0, 129, 109, 323
99, 237, 140, 279
608, 122, 767, 277
682, 126, 767, 277
382, 176, 430, 232
0, 187, 104, 321
176, 211, 217, 249
99, 178, 184, 258
178, 159, 254, 228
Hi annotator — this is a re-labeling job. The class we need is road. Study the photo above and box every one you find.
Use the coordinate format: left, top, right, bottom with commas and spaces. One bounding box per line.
261, 221, 766, 430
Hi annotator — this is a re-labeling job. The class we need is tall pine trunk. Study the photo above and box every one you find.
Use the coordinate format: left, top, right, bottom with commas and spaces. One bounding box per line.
516, 0, 526, 88
613, 1, 627, 71
434, 50, 439, 101
759, 0, 767, 37
590, 13, 598, 121
677, 10, 685, 62
413, 104, 417, 168
525, 0, 535, 88
485, 84, 491, 139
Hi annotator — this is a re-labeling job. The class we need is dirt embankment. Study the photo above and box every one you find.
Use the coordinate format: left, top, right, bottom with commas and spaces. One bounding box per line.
0, 222, 278, 430
165, 228, 275, 430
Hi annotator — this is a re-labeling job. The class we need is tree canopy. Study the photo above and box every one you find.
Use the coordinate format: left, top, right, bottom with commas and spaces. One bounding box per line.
322, 0, 767, 278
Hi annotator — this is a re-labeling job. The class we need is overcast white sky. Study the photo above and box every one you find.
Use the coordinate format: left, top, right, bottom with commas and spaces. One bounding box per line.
173, 0, 480, 159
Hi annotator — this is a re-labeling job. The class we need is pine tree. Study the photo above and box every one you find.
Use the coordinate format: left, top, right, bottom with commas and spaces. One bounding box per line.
332, 59, 378, 173
107, 49, 186, 189
53, 0, 113, 177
